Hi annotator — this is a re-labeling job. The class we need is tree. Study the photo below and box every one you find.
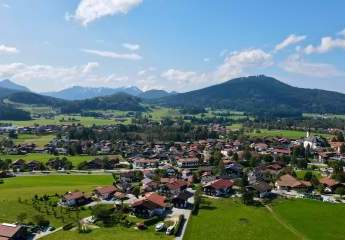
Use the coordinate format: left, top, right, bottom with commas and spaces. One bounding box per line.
336, 132, 344, 142
340, 144, 345, 154
232, 152, 239, 162
335, 186, 345, 197
242, 190, 254, 205
32, 214, 50, 227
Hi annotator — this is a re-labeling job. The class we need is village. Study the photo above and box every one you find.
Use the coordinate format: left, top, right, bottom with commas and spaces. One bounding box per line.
1, 121, 345, 240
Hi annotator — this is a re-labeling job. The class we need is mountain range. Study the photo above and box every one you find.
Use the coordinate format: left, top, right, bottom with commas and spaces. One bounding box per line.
1, 75, 345, 120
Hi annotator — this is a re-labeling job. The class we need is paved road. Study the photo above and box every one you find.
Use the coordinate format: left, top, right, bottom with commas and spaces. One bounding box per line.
173, 208, 191, 240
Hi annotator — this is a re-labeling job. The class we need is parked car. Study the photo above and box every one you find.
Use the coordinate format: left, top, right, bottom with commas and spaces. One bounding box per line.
155, 222, 165, 232
166, 225, 174, 235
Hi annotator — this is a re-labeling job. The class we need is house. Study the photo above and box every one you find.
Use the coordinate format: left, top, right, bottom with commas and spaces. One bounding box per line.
132, 158, 158, 169
11, 159, 26, 172
249, 181, 272, 198
177, 158, 199, 168
27, 160, 43, 171
62, 191, 88, 206
203, 179, 234, 196
172, 191, 193, 208
319, 177, 343, 193
94, 185, 117, 200
163, 179, 188, 195
0, 223, 26, 240
275, 174, 311, 191
131, 192, 167, 218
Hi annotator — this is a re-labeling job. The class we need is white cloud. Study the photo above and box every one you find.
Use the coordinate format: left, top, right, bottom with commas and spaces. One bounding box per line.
137, 67, 155, 76
280, 54, 344, 77
82, 48, 142, 60
216, 49, 273, 81
304, 36, 345, 54
161, 69, 198, 81
338, 28, 345, 37
0, 62, 131, 91
0, 44, 19, 54
71, 0, 143, 26
275, 34, 306, 52
2, 3, 10, 8
122, 43, 140, 51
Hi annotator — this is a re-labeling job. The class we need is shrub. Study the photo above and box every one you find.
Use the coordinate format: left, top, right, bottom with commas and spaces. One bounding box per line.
143, 216, 161, 226
63, 223, 76, 230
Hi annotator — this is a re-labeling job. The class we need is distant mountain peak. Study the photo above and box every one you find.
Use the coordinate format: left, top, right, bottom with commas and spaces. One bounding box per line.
0, 79, 31, 92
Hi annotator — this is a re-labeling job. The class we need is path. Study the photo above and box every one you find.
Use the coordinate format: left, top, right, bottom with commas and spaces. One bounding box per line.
264, 205, 308, 240
174, 208, 191, 240
34, 227, 62, 239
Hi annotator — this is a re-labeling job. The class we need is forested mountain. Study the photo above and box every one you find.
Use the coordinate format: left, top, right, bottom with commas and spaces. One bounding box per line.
6, 91, 66, 106
155, 75, 345, 117
60, 93, 144, 113
0, 79, 31, 92
139, 89, 176, 99
42, 86, 143, 100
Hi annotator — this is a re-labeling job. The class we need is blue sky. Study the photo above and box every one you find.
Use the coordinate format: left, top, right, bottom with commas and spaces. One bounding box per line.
0, 0, 344, 93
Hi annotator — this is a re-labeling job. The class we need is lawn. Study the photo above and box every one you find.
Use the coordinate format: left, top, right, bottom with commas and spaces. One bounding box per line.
272, 199, 345, 240
14, 134, 55, 147
0, 175, 113, 226
0, 114, 119, 127
0, 153, 120, 165
42, 225, 172, 240
248, 129, 331, 139
184, 198, 299, 240
294, 170, 322, 180
0, 175, 171, 240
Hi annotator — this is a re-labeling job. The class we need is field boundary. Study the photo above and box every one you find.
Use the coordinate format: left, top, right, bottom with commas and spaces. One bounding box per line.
265, 205, 307, 240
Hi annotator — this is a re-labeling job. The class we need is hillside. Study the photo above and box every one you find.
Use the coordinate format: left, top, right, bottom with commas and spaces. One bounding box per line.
139, 89, 176, 99
0, 87, 21, 99
156, 75, 345, 117
42, 86, 143, 100
0, 79, 30, 92
6, 91, 67, 106
59, 93, 145, 113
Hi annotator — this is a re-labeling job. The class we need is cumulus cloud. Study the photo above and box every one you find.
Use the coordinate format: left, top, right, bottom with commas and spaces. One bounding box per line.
304, 36, 345, 54
275, 34, 306, 52
216, 49, 273, 81
122, 43, 140, 51
82, 48, 142, 60
0, 44, 19, 54
0, 62, 130, 91
71, 0, 143, 26
338, 28, 345, 37
161, 69, 198, 81
280, 54, 344, 77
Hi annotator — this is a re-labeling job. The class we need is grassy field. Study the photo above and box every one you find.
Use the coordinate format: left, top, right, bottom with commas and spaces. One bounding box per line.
0, 153, 120, 165
294, 170, 322, 180
248, 129, 331, 139
13, 134, 55, 147
272, 199, 345, 240
43, 225, 172, 240
184, 198, 299, 240
185, 198, 345, 240
0, 175, 171, 240
0, 175, 113, 225
0, 115, 119, 127
303, 113, 345, 120
227, 123, 243, 131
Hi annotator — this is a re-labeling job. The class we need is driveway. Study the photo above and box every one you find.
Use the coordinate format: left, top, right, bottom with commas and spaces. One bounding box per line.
167, 207, 191, 240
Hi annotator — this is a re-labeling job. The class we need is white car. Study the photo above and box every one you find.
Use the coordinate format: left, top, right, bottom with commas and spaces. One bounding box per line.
166, 225, 174, 235
155, 222, 165, 232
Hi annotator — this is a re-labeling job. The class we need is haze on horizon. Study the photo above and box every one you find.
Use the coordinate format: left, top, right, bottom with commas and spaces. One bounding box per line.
0, 0, 344, 93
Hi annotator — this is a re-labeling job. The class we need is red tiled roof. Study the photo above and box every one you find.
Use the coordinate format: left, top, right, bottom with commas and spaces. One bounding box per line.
132, 192, 167, 209
276, 174, 310, 188
319, 177, 339, 187
63, 191, 85, 201
205, 179, 234, 190
95, 185, 117, 195
0, 224, 21, 238
166, 179, 188, 190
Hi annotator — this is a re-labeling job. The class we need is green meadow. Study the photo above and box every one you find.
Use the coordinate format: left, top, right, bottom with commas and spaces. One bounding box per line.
248, 129, 331, 139
0, 153, 120, 166
184, 198, 345, 240
0, 175, 171, 240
